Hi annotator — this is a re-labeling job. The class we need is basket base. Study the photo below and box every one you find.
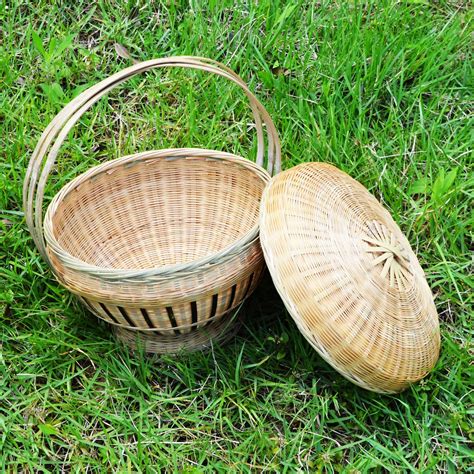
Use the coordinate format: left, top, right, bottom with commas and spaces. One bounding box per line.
112, 307, 244, 354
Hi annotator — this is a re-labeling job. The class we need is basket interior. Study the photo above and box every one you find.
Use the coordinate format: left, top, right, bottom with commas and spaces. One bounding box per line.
50, 155, 267, 269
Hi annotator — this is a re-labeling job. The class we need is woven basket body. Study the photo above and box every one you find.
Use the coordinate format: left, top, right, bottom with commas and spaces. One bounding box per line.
45, 150, 268, 341
24, 57, 280, 353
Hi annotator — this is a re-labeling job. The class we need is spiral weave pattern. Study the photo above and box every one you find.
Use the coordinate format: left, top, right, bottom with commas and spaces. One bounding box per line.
260, 162, 440, 393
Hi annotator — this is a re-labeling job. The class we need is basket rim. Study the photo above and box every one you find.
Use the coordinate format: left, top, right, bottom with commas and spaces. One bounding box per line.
44, 148, 270, 280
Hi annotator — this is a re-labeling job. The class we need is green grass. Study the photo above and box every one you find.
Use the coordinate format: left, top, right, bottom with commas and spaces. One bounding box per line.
1, 0, 473, 471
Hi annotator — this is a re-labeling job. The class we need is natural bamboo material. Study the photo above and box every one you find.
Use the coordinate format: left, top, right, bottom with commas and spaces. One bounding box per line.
23, 57, 280, 353
113, 305, 245, 354
260, 162, 440, 393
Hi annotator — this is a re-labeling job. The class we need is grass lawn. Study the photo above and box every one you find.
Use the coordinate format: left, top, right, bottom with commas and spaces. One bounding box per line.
1, 0, 473, 471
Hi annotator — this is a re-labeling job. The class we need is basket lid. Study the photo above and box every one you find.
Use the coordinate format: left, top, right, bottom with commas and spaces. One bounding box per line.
259, 162, 440, 393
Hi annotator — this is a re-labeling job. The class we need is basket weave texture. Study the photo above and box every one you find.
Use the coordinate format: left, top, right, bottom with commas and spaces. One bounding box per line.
113, 305, 245, 354
23, 57, 280, 353
260, 162, 440, 393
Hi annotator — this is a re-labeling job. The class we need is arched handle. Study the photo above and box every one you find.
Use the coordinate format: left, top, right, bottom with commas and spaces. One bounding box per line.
23, 56, 281, 263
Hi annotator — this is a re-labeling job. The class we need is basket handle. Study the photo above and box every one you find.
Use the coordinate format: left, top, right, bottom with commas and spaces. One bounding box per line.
23, 56, 281, 262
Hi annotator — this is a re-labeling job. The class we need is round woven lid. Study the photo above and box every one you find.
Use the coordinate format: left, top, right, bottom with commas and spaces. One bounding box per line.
260, 163, 440, 393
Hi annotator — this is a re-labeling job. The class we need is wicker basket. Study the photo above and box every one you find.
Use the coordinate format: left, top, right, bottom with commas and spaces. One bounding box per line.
260, 163, 440, 393
23, 57, 281, 353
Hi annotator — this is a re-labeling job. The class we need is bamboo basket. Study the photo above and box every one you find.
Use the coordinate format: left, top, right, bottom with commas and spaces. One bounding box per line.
23, 57, 281, 353
259, 163, 440, 393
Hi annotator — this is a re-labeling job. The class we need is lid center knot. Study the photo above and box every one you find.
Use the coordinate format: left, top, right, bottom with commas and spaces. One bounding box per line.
363, 220, 412, 289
